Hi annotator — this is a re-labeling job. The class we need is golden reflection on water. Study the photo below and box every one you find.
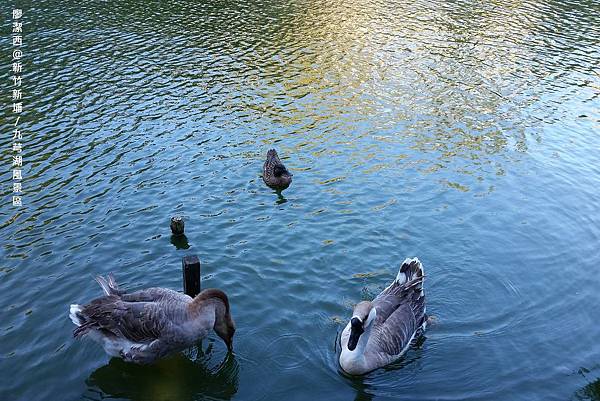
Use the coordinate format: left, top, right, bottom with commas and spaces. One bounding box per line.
235, 0, 560, 194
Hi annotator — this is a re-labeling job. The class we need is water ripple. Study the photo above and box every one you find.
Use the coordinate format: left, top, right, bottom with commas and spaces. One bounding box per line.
1, 0, 599, 400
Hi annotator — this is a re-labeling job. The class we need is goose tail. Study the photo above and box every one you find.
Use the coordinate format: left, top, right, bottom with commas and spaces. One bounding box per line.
95, 273, 120, 296
69, 304, 83, 326
397, 258, 427, 329
395, 258, 424, 294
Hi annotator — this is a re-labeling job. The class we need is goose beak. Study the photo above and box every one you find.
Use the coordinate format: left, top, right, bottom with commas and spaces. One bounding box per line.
226, 338, 233, 352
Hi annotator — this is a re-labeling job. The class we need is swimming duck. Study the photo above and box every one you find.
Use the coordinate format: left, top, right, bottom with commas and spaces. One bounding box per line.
263, 149, 293, 190
69, 274, 235, 364
339, 258, 426, 375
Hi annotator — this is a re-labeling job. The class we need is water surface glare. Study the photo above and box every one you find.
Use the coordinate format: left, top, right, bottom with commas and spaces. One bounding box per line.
1, 0, 599, 400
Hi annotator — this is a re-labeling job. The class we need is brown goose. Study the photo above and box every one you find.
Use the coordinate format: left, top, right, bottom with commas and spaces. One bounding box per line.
263, 149, 293, 190
339, 258, 426, 375
69, 274, 235, 364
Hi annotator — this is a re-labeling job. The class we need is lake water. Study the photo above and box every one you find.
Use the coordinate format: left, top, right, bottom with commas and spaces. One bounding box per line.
1, 0, 599, 400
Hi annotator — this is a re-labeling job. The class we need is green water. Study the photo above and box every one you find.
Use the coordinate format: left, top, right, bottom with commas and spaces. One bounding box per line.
1, 0, 599, 400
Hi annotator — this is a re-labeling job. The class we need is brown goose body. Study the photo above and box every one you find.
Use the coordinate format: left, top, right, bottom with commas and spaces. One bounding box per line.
263, 149, 293, 190
69, 274, 235, 364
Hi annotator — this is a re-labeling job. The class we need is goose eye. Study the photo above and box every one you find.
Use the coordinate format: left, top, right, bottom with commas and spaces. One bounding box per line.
351, 317, 363, 328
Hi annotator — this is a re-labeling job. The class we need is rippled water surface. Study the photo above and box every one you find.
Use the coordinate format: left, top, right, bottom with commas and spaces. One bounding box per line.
1, 0, 599, 400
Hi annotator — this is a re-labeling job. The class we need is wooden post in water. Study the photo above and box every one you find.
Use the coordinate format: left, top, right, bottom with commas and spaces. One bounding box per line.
170, 216, 185, 236
182, 255, 201, 297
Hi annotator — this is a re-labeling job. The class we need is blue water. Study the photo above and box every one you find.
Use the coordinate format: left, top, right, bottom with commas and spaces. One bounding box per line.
1, 0, 599, 400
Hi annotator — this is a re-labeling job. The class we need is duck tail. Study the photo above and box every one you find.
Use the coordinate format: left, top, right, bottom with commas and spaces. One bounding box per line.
266, 149, 282, 165
95, 273, 120, 296
395, 258, 424, 293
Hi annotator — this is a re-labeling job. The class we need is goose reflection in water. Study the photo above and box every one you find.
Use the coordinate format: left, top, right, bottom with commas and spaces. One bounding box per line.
348, 378, 375, 401
83, 344, 238, 401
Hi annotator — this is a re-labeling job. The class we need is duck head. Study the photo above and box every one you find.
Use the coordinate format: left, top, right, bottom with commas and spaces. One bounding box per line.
347, 301, 377, 351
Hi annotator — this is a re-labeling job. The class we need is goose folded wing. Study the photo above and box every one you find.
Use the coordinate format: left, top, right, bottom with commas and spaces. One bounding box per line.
120, 287, 190, 303
76, 296, 167, 343
373, 277, 423, 324
368, 303, 417, 357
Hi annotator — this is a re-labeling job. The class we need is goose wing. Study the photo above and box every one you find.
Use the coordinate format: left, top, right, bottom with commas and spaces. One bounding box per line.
373, 276, 424, 322
74, 295, 177, 343
120, 287, 191, 304
367, 302, 417, 357
94, 275, 191, 304
368, 277, 426, 357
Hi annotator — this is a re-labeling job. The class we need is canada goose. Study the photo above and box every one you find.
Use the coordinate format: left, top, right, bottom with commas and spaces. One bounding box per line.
69, 274, 235, 364
339, 258, 426, 375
